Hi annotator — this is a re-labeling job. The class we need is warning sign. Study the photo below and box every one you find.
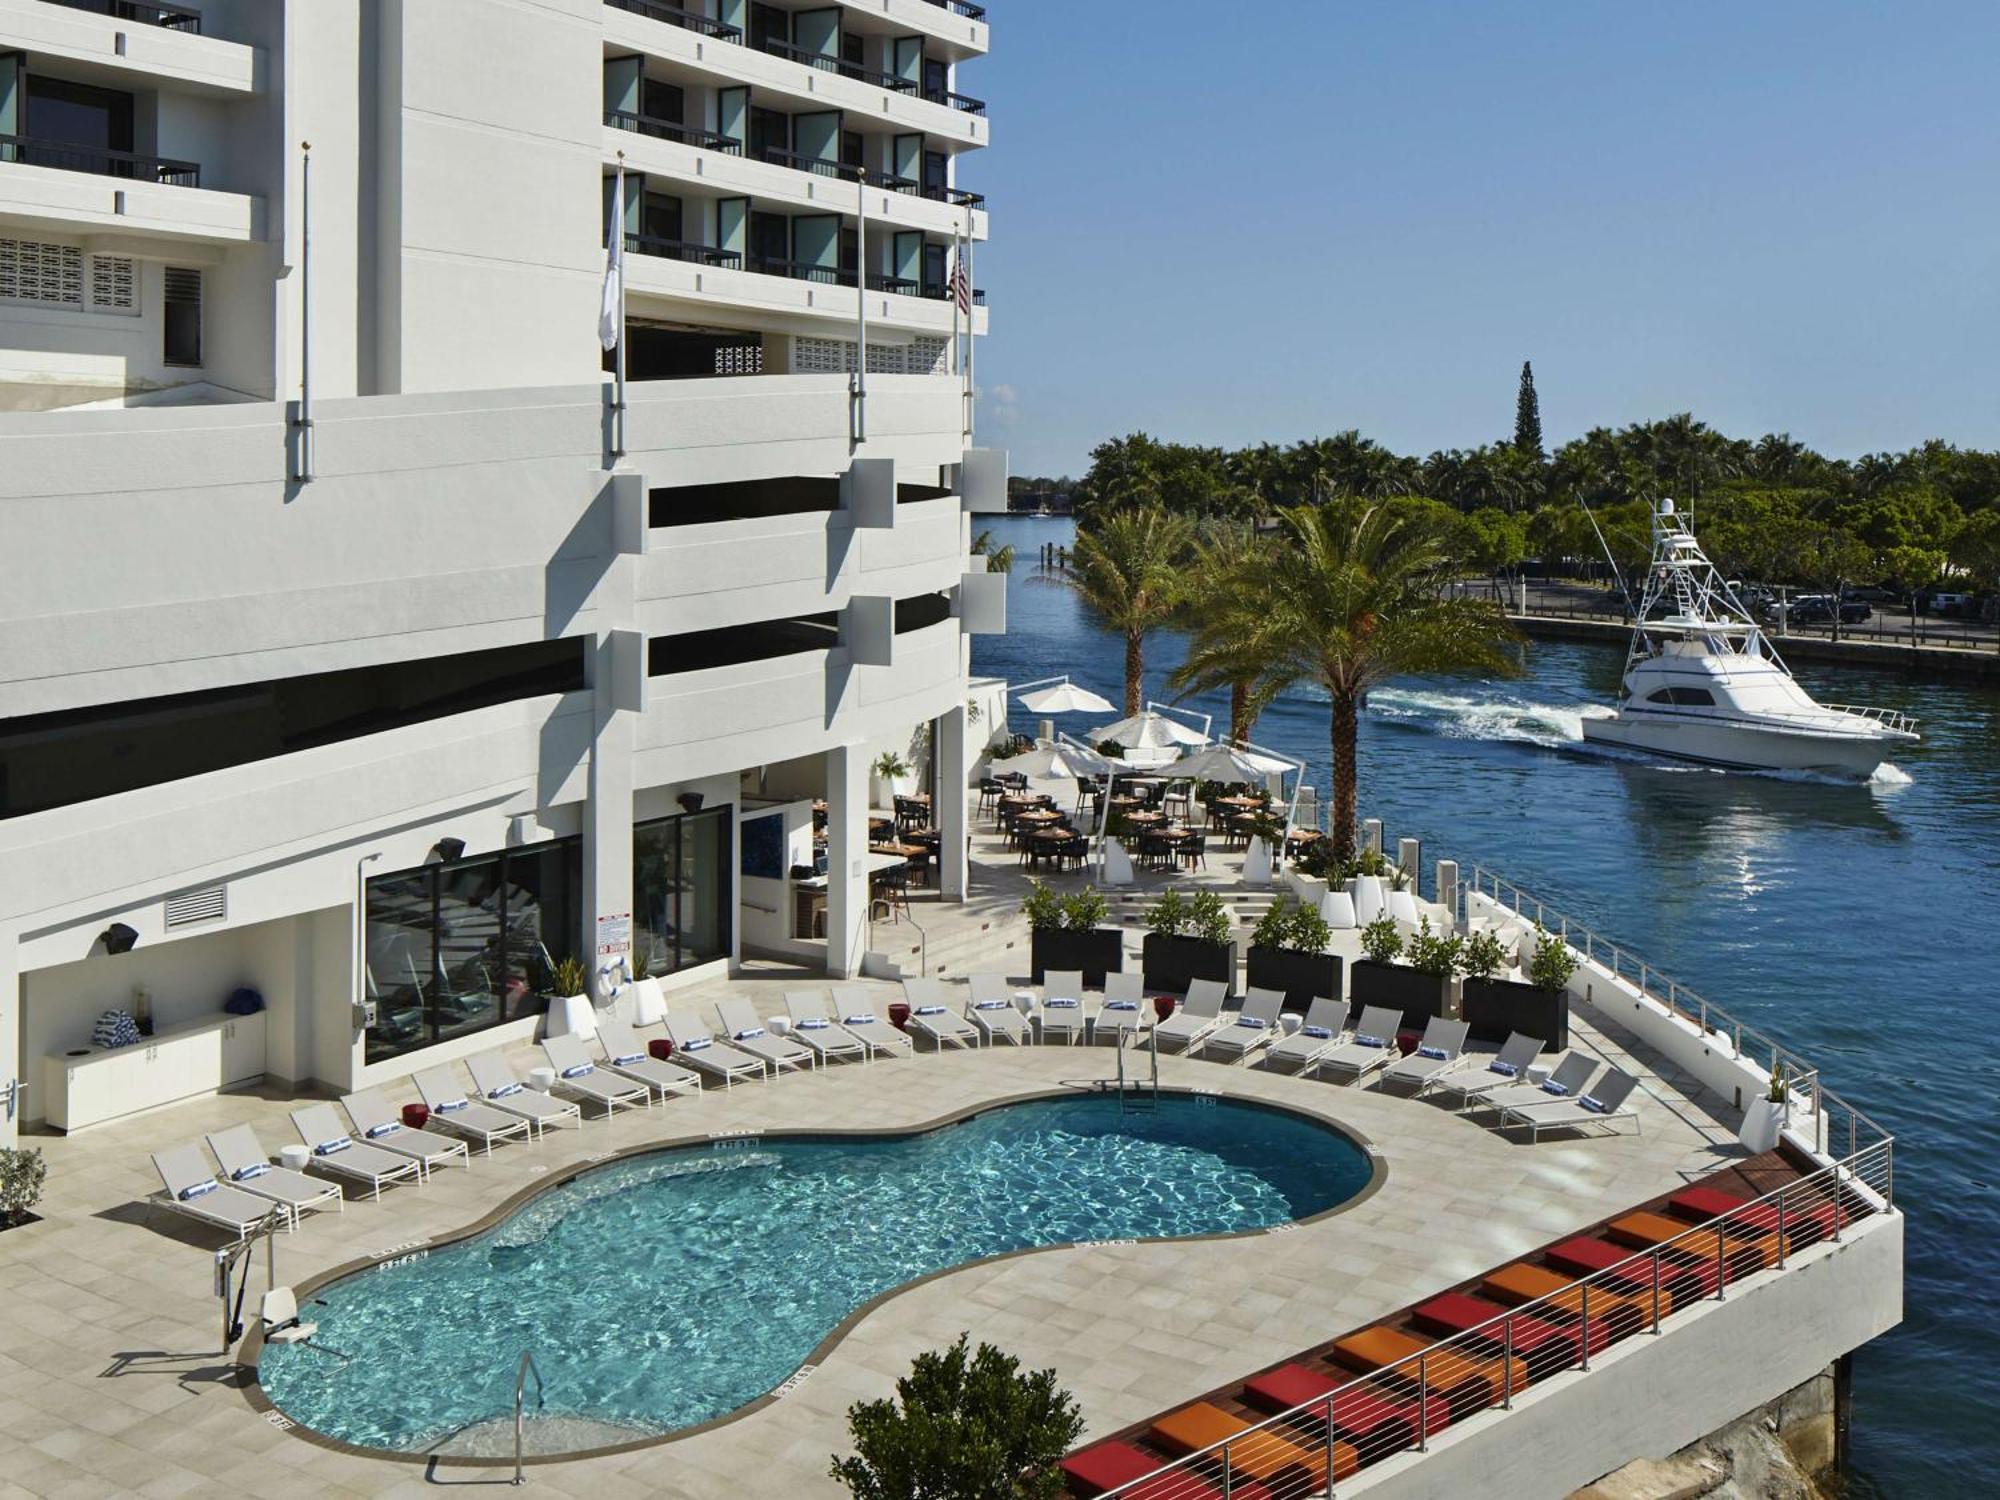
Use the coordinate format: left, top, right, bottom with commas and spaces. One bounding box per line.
595, 911, 632, 957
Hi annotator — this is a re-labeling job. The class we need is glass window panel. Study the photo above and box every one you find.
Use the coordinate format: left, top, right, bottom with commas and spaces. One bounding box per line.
676, 809, 729, 967
363, 869, 434, 1065
633, 818, 678, 976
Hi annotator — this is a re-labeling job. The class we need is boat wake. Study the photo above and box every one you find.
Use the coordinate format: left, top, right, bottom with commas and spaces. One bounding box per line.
1369, 687, 1586, 749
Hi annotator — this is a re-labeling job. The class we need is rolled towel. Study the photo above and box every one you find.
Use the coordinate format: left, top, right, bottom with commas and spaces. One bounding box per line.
1301, 1025, 1332, 1039
1045, 998, 1080, 1009
1235, 1015, 1269, 1030
315, 1138, 352, 1156
1540, 1079, 1568, 1096
612, 1052, 645, 1067
1578, 1094, 1607, 1114
797, 1017, 830, 1029
843, 1014, 878, 1026
1488, 1060, 1520, 1076
973, 1000, 1010, 1011
560, 1063, 595, 1079
365, 1122, 402, 1139
733, 1027, 767, 1041
1356, 1033, 1387, 1049
231, 1163, 271, 1182
1417, 1044, 1448, 1060
682, 1037, 712, 1052
1105, 999, 1139, 1011
914, 1005, 946, 1016
488, 1082, 524, 1099
178, 1179, 220, 1202
435, 1097, 470, 1113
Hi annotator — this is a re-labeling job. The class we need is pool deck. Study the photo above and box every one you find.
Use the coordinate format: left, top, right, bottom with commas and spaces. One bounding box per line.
0, 965, 1747, 1499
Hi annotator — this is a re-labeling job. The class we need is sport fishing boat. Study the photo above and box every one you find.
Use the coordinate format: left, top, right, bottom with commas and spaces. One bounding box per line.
1580, 499, 1918, 777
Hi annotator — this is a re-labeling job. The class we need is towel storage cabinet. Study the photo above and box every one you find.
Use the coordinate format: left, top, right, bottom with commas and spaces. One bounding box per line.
42, 1011, 265, 1132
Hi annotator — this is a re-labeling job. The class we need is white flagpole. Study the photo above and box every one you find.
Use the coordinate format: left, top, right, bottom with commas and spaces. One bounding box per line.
614, 155, 627, 461
600, 154, 627, 463
963, 203, 975, 442
295, 140, 314, 483
854, 167, 868, 444
950, 218, 962, 381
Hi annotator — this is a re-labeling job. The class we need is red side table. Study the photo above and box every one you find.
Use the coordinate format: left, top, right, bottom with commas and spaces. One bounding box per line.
888, 1001, 912, 1032
1152, 995, 1178, 1022
1395, 1028, 1422, 1057
401, 1102, 431, 1130
648, 1037, 675, 1062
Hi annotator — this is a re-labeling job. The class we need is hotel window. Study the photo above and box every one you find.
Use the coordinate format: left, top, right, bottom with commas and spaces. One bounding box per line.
362, 838, 583, 1065
634, 806, 732, 977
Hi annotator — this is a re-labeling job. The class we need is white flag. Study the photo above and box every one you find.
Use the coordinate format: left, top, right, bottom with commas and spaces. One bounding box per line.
599, 169, 624, 353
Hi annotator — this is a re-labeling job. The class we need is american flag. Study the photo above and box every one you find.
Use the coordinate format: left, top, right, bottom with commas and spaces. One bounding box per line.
950, 249, 972, 315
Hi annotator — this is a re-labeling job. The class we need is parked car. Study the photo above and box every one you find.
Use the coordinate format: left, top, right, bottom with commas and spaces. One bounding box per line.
1843, 585, 1900, 605
1926, 591, 1975, 618
1776, 595, 1871, 626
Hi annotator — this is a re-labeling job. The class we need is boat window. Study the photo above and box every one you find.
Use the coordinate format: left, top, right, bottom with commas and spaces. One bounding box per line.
1646, 687, 1716, 706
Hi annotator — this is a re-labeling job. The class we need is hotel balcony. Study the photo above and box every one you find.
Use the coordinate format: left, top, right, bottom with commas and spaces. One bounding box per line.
0, 0, 258, 95
0, 137, 254, 242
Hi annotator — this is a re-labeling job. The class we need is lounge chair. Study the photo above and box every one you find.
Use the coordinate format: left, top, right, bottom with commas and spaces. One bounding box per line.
1037, 969, 1091, 1045
541, 1033, 654, 1117
413, 1066, 536, 1154
1377, 1017, 1471, 1092
965, 973, 1028, 1045
1264, 995, 1347, 1073
901, 978, 979, 1052
288, 1104, 423, 1201
151, 1144, 287, 1242
713, 997, 816, 1076
202, 1125, 343, 1228
1151, 978, 1229, 1053
1093, 971, 1148, 1045
465, 1052, 584, 1137
592, 1016, 704, 1101
665, 1008, 769, 1087
339, 1088, 474, 1176
1501, 1067, 1640, 1140
1476, 1053, 1600, 1117
1313, 1005, 1407, 1084
1425, 1032, 1542, 1106
1201, 985, 1286, 1063
830, 985, 915, 1058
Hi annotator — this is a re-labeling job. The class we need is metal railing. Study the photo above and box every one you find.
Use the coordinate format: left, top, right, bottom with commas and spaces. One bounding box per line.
1819, 703, 1920, 735
752, 145, 862, 181
604, 109, 741, 154
929, 89, 987, 115
759, 37, 920, 93
512, 1350, 546, 1486
879, 173, 986, 208
626, 233, 741, 268
0, 134, 200, 186
1095, 1139, 1892, 1498
1460, 865, 1894, 1168
923, 0, 988, 19
42, 0, 202, 30
604, 0, 740, 40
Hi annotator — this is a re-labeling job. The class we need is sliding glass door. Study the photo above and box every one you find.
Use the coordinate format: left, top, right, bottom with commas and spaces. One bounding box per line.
633, 806, 732, 977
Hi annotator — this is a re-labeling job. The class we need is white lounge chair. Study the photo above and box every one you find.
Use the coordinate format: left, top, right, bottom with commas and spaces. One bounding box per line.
1424, 1032, 1542, 1106
414, 1066, 535, 1155
1264, 996, 1347, 1073
782, 990, 876, 1061
203, 1125, 343, 1228
666, 1008, 769, 1087
902, 978, 979, 1052
1313, 1005, 1406, 1084
288, 1105, 423, 1201
1476, 1053, 1601, 1116
965, 973, 1029, 1045
714, 998, 816, 1076
1377, 1017, 1471, 1093
829, 985, 915, 1058
339, 1087, 473, 1176
541, 1033, 653, 1117
1037, 970, 1091, 1045
1202, 985, 1286, 1064
1094, 971, 1149, 1045
465, 1053, 584, 1137
592, 1016, 704, 1101
1501, 1067, 1641, 1140
151, 1144, 289, 1242
1151, 978, 1229, 1054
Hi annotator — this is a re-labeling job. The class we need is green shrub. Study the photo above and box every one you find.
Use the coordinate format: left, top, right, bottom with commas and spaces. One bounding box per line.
1461, 929, 1508, 981
1525, 923, 1578, 990
1021, 882, 1065, 933
1060, 887, 1108, 933
1250, 899, 1293, 952
1405, 918, 1463, 978
1144, 888, 1188, 939
549, 954, 589, 998
1187, 890, 1233, 948
1286, 902, 1332, 955
1359, 916, 1403, 965
0, 1147, 46, 1226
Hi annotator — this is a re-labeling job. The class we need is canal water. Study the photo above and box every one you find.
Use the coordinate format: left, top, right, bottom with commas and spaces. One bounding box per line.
971, 516, 2000, 1498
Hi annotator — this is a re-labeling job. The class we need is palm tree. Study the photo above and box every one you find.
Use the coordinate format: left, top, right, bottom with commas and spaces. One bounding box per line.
1047, 507, 1196, 715
1182, 500, 1521, 861
1168, 523, 1280, 740
970, 528, 1015, 574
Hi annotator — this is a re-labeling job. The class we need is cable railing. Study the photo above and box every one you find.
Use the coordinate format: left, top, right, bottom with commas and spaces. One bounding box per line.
0, 134, 200, 186
604, 109, 741, 154
41, 0, 202, 30
604, 0, 740, 40
1093, 1139, 1892, 1499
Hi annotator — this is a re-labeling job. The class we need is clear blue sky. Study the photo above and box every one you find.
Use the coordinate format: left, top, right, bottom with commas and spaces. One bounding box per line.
970, 0, 2000, 477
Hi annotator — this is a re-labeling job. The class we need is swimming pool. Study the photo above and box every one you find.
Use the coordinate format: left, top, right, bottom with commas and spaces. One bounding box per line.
257, 1092, 1373, 1456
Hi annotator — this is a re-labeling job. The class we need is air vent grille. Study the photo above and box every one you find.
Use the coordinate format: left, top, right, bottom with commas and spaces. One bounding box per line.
164, 885, 227, 929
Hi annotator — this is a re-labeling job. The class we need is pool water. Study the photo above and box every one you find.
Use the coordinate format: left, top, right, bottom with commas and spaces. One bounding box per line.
258, 1093, 1371, 1453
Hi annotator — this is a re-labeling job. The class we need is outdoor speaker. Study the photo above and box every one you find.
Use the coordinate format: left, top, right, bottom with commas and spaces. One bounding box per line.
99, 923, 139, 956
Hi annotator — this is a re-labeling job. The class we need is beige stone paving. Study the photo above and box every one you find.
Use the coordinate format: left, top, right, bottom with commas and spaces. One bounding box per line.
0, 948, 1748, 1499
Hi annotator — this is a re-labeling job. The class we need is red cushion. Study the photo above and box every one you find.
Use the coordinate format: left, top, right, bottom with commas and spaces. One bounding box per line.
1242, 1364, 1447, 1446
1411, 1293, 1579, 1360
1669, 1184, 1835, 1239
1059, 1441, 1253, 1500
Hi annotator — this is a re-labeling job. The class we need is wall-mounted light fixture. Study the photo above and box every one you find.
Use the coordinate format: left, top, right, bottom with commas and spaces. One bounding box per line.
677, 793, 705, 814
97, 923, 139, 957
427, 837, 467, 865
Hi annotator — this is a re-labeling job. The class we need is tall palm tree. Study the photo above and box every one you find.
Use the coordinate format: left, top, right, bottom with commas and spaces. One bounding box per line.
1168, 523, 1280, 741
1047, 507, 1195, 714
1182, 500, 1521, 861
970, 527, 1015, 574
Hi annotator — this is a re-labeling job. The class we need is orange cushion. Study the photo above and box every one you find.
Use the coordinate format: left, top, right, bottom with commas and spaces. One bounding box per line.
1147, 1404, 1320, 1483
1610, 1211, 1774, 1270
1331, 1326, 1431, 1373
1483, 1263, 1651, 1326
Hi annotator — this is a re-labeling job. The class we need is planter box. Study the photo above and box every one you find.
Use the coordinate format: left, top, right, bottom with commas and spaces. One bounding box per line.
1350, 960, 1447, 1031
1460, 975, 1569, 1053
1247, 947, 1344, 1014
1142, 933, 1235, 996
1030, 927, 1124, 988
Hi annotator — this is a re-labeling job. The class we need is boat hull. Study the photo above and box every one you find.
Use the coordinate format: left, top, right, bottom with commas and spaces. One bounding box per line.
1580, 712, 1907, 778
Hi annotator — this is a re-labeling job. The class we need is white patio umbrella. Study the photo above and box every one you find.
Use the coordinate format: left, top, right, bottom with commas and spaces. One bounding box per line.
1003, 741, 1117, 781
1091, 709, 1209, 752
1160, 742, 1293, 783
1015, 680, 1115, 715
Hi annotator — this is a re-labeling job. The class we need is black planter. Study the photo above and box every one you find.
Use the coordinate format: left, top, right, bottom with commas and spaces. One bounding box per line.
1142, 933, 1235, 996
1030, 927, 1124, 988
1460, 975, 1569, 1053
1349, 959, 1448, 1031
1246, 947, 1344, 1014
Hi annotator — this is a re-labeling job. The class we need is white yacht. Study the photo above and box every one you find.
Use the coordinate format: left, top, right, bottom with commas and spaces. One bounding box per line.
1580, 500, 1918, 777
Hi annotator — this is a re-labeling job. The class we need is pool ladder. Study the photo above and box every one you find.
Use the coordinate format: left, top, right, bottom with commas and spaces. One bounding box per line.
1114, 1027, 1159, 1114
512, 1350, 545, 1485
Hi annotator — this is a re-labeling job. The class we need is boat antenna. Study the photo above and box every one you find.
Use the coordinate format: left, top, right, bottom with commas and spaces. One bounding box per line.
1575, 493, 1635, 621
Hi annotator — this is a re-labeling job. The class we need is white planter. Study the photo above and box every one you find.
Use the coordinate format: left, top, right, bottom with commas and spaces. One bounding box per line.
1243, 837, 1275, 885
1739, 1096, 1787, 1154
872, 772, 909, 809
1348, 876, 1385, 926
542, 993, 595, 1041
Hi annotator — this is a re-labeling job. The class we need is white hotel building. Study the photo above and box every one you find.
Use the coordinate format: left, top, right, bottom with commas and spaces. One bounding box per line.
0, 0, 1005, 1140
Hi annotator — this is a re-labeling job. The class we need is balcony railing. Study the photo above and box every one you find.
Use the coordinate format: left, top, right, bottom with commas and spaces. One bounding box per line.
605, 109, 741, 154
627, 237, 982, 306
41, 0, 202, 31
752, 145, 862, 182
0, 134, 200, 186
626, 234, 741, 268
923, 0, 987, 17
758, 38, 920, 93
604, 0, 741, 41
879, 174, 985, 209
928, 89, 987, 116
